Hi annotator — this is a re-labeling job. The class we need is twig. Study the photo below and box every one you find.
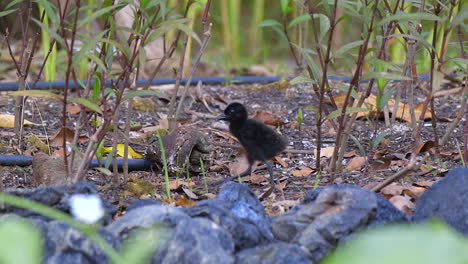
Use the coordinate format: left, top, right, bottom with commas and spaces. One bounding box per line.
441, 77, 467, 145
174, 23, 212, 121
371, 156, 418, 192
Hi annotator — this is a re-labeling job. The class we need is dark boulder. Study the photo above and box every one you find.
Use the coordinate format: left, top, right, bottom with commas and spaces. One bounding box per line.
1, 181, 116, 225
414, 166, 468, 235
235, 242, 313, 264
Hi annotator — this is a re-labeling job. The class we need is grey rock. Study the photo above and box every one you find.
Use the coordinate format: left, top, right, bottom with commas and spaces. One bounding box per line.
215, 182, 274, 240
107, 205, 190, 240
235, 242, 313, 264
1, 181, 116, 225
414, 166, 468, 235
127, 199, 163, 212
31, 219, 120, 264
157, 217, 235, 264
272, 185, 378, 262
185, 199, 272, 250
304, 185, 409, 226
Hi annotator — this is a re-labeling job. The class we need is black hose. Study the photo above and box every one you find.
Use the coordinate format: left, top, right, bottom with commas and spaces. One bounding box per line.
0, 76, 354, 91
0, 155, 153, 171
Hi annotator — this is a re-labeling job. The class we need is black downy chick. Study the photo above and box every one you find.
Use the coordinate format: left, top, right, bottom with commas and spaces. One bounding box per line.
218, 102, 287, 188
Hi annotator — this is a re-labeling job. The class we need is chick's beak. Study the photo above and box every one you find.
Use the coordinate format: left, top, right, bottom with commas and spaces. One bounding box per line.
217, 113, 227, 120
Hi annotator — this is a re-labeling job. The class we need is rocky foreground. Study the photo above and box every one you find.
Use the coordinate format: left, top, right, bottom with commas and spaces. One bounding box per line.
1, 166, 467, 264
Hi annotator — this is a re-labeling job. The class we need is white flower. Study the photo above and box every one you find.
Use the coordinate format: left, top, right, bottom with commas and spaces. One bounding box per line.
69, 194, 104, 224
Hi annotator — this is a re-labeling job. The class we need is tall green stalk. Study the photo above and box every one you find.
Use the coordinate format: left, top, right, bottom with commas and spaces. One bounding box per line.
39, 3, 57, 81
250, 0, 265, 62
228, 0, 241, 64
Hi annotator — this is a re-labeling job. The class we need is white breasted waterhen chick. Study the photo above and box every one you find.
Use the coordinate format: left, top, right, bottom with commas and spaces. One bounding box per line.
218, 102, 287, 190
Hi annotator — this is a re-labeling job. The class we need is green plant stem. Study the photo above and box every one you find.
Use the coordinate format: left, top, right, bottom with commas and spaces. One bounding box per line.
157, 132, 172, 202
199, 158, 208, 192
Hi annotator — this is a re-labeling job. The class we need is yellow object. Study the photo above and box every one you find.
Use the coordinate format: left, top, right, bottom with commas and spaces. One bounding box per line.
102, 144, 143, 159
0, 114, 41, 128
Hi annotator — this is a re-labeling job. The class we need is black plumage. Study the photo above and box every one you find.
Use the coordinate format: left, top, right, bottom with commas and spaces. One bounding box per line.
218, 102, 287, 188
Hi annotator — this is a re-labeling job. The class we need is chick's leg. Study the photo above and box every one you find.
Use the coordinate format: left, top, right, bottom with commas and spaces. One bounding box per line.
264, 161, 275, 187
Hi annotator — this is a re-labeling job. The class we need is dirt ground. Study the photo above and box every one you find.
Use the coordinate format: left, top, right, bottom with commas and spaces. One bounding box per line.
0, 78, 465, 216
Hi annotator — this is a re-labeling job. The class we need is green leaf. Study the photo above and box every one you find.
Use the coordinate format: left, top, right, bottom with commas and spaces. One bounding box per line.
304, 105, 317, 111
36, 0, 59, 24
290, 76, 317, 85
99, 38, 129, 59
288, 14, 311, 29
0, 217, 43, 264
85, 53, 107, 72
313, 14, 330, 42
174, 22, 201, 44
373, 131, 387, 147
280, 0, 290, 15
257, 19, 282, 28
327, 107, 369, 120
123, 90, 168, 101
10, 90, 63, 101
379, 12, 444, 26
323, 220, 468, 264
334, 40, 364, 58
361, 72, 412, 81
451, 6, 468, 28
349, 134, 366, 156
377, 86, 396, 110
70, 98, 103, 115
297, 108, 304, 124
295, 45, 322, 84
32, 18, 65, 47
78, 4, 123, 28
374, 58, 386, 92
0, 9, 17, 17
72, 30, 109, 68
6, 0, 24, 9
272, 26, 289, 42
92, 75, 101, 103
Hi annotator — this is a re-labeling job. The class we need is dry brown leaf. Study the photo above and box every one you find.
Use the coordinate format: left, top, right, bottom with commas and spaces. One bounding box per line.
381, 184, 406, 196
346, 156, 366, 171
389, 195, 415, 214
330, 93, 432, 122
402, 186, 425, 199
174, 197, 196, 207
417, 140, 435, 153
247, 173, 266, 184
169, 180, 195, 190
276, 180, 288, 190
181, 186, 199, 200
363, 182, 380, 190
343, 150, 357, 158
67, 104, 81, 115
314, 146, 335, 158
229, 152, 258, 176
246, 65, 274, 76
253, 110, 286, 127
414, 180, 436, 187
53, 148, 70, 157
275, 156, 289, 168
50, 127, 75, 147
292, 168, 314, 177
1, 131, 15, 136
272, 199, 300, 209
370, 150, 393, 171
